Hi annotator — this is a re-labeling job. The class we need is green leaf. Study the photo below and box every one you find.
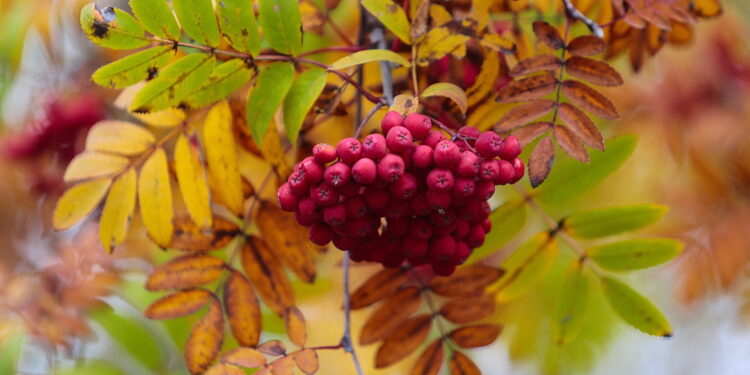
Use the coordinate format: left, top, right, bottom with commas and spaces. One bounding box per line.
565, 204, 668, 239
588, 239, 683, 271
173, 0, 221, 47
80, 4, 149, 50
91, 306, 165, 371
600, 276, 672, 337
92, 46, 175, 89
362, 0, 412, 44
182, 58, 252, 109
246, 62, 295, 145
329, 49, 411, 70
0, 332, 24, 375
217, 0, 261, 57
421, 82, 468, 114
258, 0, 302, 56
282, 68, 327, 143
56, 361, 124, 375
492, 232, 558, 302
129, 0, 181, 40
470, 200, 526, 262
535, 134, 638, 205
554, 261, 590, 345
131, 53, 215, 113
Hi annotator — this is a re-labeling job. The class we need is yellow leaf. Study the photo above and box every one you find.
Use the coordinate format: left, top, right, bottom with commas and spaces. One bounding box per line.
284, 306, 307, 347
429, 4, 452, 26
420, 82, 468, 114
473, 0, 492, 30
144, 288, 212, 320
53, 178, 112, 230
175, 133, 212, 229
185, 297, 224, 374
99, 169, 137, 253
480, 33, 516, 53
260, 122, 291, 178
85, 121, 155, 156
416, 27, 470, 66
63, 152, 130, 183
330, 49, 411, 70
390, 94, 420, 116
203, 101, 244, 215
138, 148, 173, 247
362, 0, 412, 44
114, 83, 186, 127
466, 49, 500, 107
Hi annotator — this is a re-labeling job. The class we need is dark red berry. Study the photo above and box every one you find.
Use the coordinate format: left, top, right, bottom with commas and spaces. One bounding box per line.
362, 133, 387, 160
475, 132, 503, 158
363, 186, 391, 210
412, 145, 433, 168
403, 113, 432, 140
409, 219, 433, 240
452, 177, 475, 197
296, 157, 323, 183
427, 168, 455, 192
409, 191, 431, 216
381, 110, 404, 134
310, 183, 338, 206
465, 224, 486, 248
351, 158, 377, 185
277, 183, 299, 212
385, 199, 410, 219
473, 180, 495, 201
452, 219, 470, 239
451, 241, 471, 264
333, 235, 357, 250
432, 262, 456, 276
309, 224, 333, 246
511, 157, 525, 183
428, 235, 456, 263
494, 159, 515, 185
457, 126, 481, 143
401, 237, 429, 259
456, 151, 480, 177
386, 217, 410, 237
323, 203, 347, 226
426, 190, 452, 209
479, 160, 500, 181
377, 153, 405, 182
433, 140, 461, 168
345, 195, 367, 218
390, 172, 417, 199
423, 130, 446, 149
287, 170, 310, 196
499, 136, 522, 160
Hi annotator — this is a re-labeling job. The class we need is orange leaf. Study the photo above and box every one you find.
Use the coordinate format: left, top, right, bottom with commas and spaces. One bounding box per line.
566, 35, 607, 56
241, 237, 295, 315
144, 288, 212, 320
532, 21, 565, 49
257, 202, 316, 283
410, 339, 444, 375
375, 314, 433, 368
554, 125, 589, 162
512, 122, 552, 146
565, 56, 624, 86
557, 103, 604, 150
284, 306, 307, 347
222, 347, 266, 368
439, 294, 495, 324
258, 340, 287, 356
293, 348, 319, 375
509, 55, 562, 77
560, 80, 619, 119
429, 264, 503, 297
146, 255, 225, 291
448, 324, 502, 348
449, 352, 481, 375
496, 73, 558, 103
224, 271, 261, 347
185, 297, 224, 374
204, 363, 245, 375
350, 268, 408, 309
360, 286, 422, 345
170, 215, 240, 251
267, 356, 294, 375
494, 99, 556, 132
529, 136, 555, 187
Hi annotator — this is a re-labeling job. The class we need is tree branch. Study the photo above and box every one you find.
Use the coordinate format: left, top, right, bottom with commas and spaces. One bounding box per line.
562, 0, 604, 38
340, 255, 365, 375
365, 13, 395, 105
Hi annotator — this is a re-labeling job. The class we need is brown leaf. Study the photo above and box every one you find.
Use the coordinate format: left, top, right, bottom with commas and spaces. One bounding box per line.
410, 0, 430, 41
204, 363, 245, 375
494, 99, 556, 132
350, 268, 408, 309
284, 306, 307, 347
241, 237, 295, 315
410, 339, 444, 375
224, 271, 261, 347
360, 286, 422, 345
496, 73, 558, 103
293, 348, 319, 375
257, 202, 316, 283
564, 56, 624, 86
261, 356, 294, 375
529, 136, 555, 188
440, 294, 495, 324
258, 339, 287, 356
513, 122, 553, 146
429, 264, 504, 297
448, 324, 502, 348
532, 21, 565, 49
375, 314, 433, 368
222, 347, 266, 368
146, 255, 225, 291
144, 288, 212, 320
557, 103, 604, 150
554, 125, 589, 162
170, 215, 240, 251
509, 55, 562, 77
185, 297, 224, 374
566, 35, 607, 56
449, 352, 481, 375
560, 80, 619, 120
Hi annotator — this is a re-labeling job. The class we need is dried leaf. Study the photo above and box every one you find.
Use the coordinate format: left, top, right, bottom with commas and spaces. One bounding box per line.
496, 73, 558, 103
421, 82, 468, 114
360, 286, 421, 345
565, 56, 624, 86
560, 80, 619, 120
222, 347, 266, 368
391, 95, 420, 116
557, 103, 604, 150
284, 306, 307, 347
85, 121, 155, 156
241, 237, 295, 315
144, 288, 212, 320
224, 271, 261, 347
175, 133, 212, 229
448, 324, 501, 348
138, 148, 173, 247
350, 268, 408, 309
429, 264, 504, 297
257, 340, 287, 356
293, 349, 319, 375
257, 202, 316, 283
99, 169, 137, 252
494, 99, 556, 132
509, 55, 562, 77
170, 215, 240, 251
375, 314, 432, 368
205, 363, 245, 375
265, 356, 294, 375
63, 152, 129, 183
439, 294, 495, 324
410, 339, 444, 375
532, 21, 565, 49
449, 352, 480, 375
512, 122, 552, 146
554, 125, 589, 162
53, 178, 111, 230
410, 0, 429, 40
528, 136, 555, 188
566, 35, 607, 56
146, 254, 225, 291
185, 297, 224, 374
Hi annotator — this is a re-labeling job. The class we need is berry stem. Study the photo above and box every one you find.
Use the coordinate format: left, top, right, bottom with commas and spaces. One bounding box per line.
355, 101, 386, 138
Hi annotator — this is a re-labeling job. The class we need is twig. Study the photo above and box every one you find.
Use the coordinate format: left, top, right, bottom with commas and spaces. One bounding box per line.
367, 16, 395, 105
340, 255, 365, 375
562, 0, 604, 38
355, 102, 386, 138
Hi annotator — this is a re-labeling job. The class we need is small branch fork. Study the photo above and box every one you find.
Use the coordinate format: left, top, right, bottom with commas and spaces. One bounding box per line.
561, 0, 604, 38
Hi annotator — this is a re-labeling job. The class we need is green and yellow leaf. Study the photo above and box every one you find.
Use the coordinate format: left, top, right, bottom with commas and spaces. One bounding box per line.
138, 147, 173, 247
246, 62, 295, 145
53, 178, 112, 230
99, 169, 137, 252
258, 0, 303, 55
330, 49, 411, 70
554, 261, 590, 345
492, 232, 558, 301
129, 0, 181, 40
85, 120, 155, 156
80, 4, 149, 50
173, 0, 221, 47
182, 59, 252, 109
282, 68, 328, 143
131, 54, 215, 113
203, 101, 244, 215
588, 239, 683, 271
217, 0, 261, 56
565, 204, 668, 239
362, 0, 412, 44
92, 46, 175, 89
421, 82, 468, 114
415, 26, 470, 66
175, 133, 212, 229
600, 276, 672, 337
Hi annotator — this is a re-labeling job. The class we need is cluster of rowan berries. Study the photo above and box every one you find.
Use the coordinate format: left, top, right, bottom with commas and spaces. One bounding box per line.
277, 111, 524, 275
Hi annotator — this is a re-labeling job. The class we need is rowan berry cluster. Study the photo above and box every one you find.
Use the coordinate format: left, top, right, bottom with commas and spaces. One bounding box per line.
278, 111, 524, 275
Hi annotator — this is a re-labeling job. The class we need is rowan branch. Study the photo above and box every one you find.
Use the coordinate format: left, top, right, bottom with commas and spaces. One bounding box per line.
562, 0, 604, 38
340, 255, 365, 375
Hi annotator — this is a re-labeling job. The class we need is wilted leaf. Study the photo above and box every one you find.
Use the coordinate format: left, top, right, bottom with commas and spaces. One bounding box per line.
283, 68, 328, 143
449, 324, 501, 348
557, 103, 604, 150
182, 59, 253, 109
173, 0, 221, 47
360, 286, 421, 345
351, 268, 408, 309
138, 148, 173, 247
170, 215, 240, 251
80, 4, 149, 50
494, 99, 556, 132
410, 339, 444, 375
409, 0, 430, 40
493, 232, 558, 301
222, 347, 266, 368
144, 288, 212, 320
429, 264, 504, 297
479, 34, 516, 53
509, 55, 562, 77
560, 80, 619, 120
565, 204, 668, 239
293, 349, 319, 375
512, 122, 553, 146
391, 95, 420, 116
554, 125, 589, 162
362, 0, 412, 44
86, 121, 155, 156
496, 73, 558, 103
224, 271, 262, 347
375, 314, 432, 368
146, 254, 225, 291
259, 0, 303, 55
440, 294, 495, 324
449, 352, 480, 375
130, 0, 181, 40
131, 54, 215, 113
601, 276, 672, 337
415, 27, 471, 66
92, 46, 175, 89
242, 237, 295, 315
246, 62, 295, 144
204, 101, 244, 215
284, 306, 307, 347
421, 82, 468, 114
554, 261, 590, 345
588, 239, 683, 271
217, 0, 261, 56
532, 21, 565, 49
257, 340, 287, 356
257, 202, 316, 283
566, 35, 607, 56
100, 169, 137, 252
205, 363, 244, 375
185, 297, 224, 374
330, 50, 411, 70
63, 152, 129, 183
565, 56, 624, 86
528, 136, 555, 188
53, 178, 111, 230
175, 134, 212, 229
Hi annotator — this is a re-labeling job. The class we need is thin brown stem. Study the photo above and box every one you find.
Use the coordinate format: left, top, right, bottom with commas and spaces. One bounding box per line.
298, 45, 366, 57
355, 101, 386, 138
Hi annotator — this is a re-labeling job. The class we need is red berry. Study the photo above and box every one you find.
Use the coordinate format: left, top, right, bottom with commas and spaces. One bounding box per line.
456, 151, 480, 177
479, 160, 500, 181
432, 262, 456, 276
451, 241, 471, 264
426, 190, 452, 209
473, 180, 495, 201
296, 157, 324, 183
465, 224, 486, 248
403, 113, 432, 140
349, 247, 369, 261
340, 182, 361, 197
277, 183, 299, 212
427, 168, 455, 192
409, 219, 433, 240
390, 172, 417, 199
475, 132, 503, 158
333, 235, 357, 251
483, 218, 492, 232
324, 162, 351, 188
386, 126, 413, 152
401, 237, 429, 259
287, 170, 310, 196
433, 140, 461, 168
452, 219, 470, 239
452, 177, 475, 198
511, 157, 525, 183
382, 251, 405, 268
500, 136, 522, 160
312, 143, 337, 164
381, 110, 404, 134
423, 130, 446, 149
295, 210, 320, 227
429, 235, 456, 263
429, 207, 456, 227
412, 145, 434, 168
409, 191, 431, 216
457, 126, 481, 142
298, 197, 317, 216
323, 203, 347, 226
309, 224, 334, 246
351, 158, 377, 185
364, 186, 391, 210
377, 153, 405, 182
385, 199, 410, 219
310, 183, 338, 206
346, 217, 374, 238
336, 137, 363, 164
362, 133, 387, 160
386, 217, 410, 237
494, 159, 515, 185
345, 195, 368, 218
